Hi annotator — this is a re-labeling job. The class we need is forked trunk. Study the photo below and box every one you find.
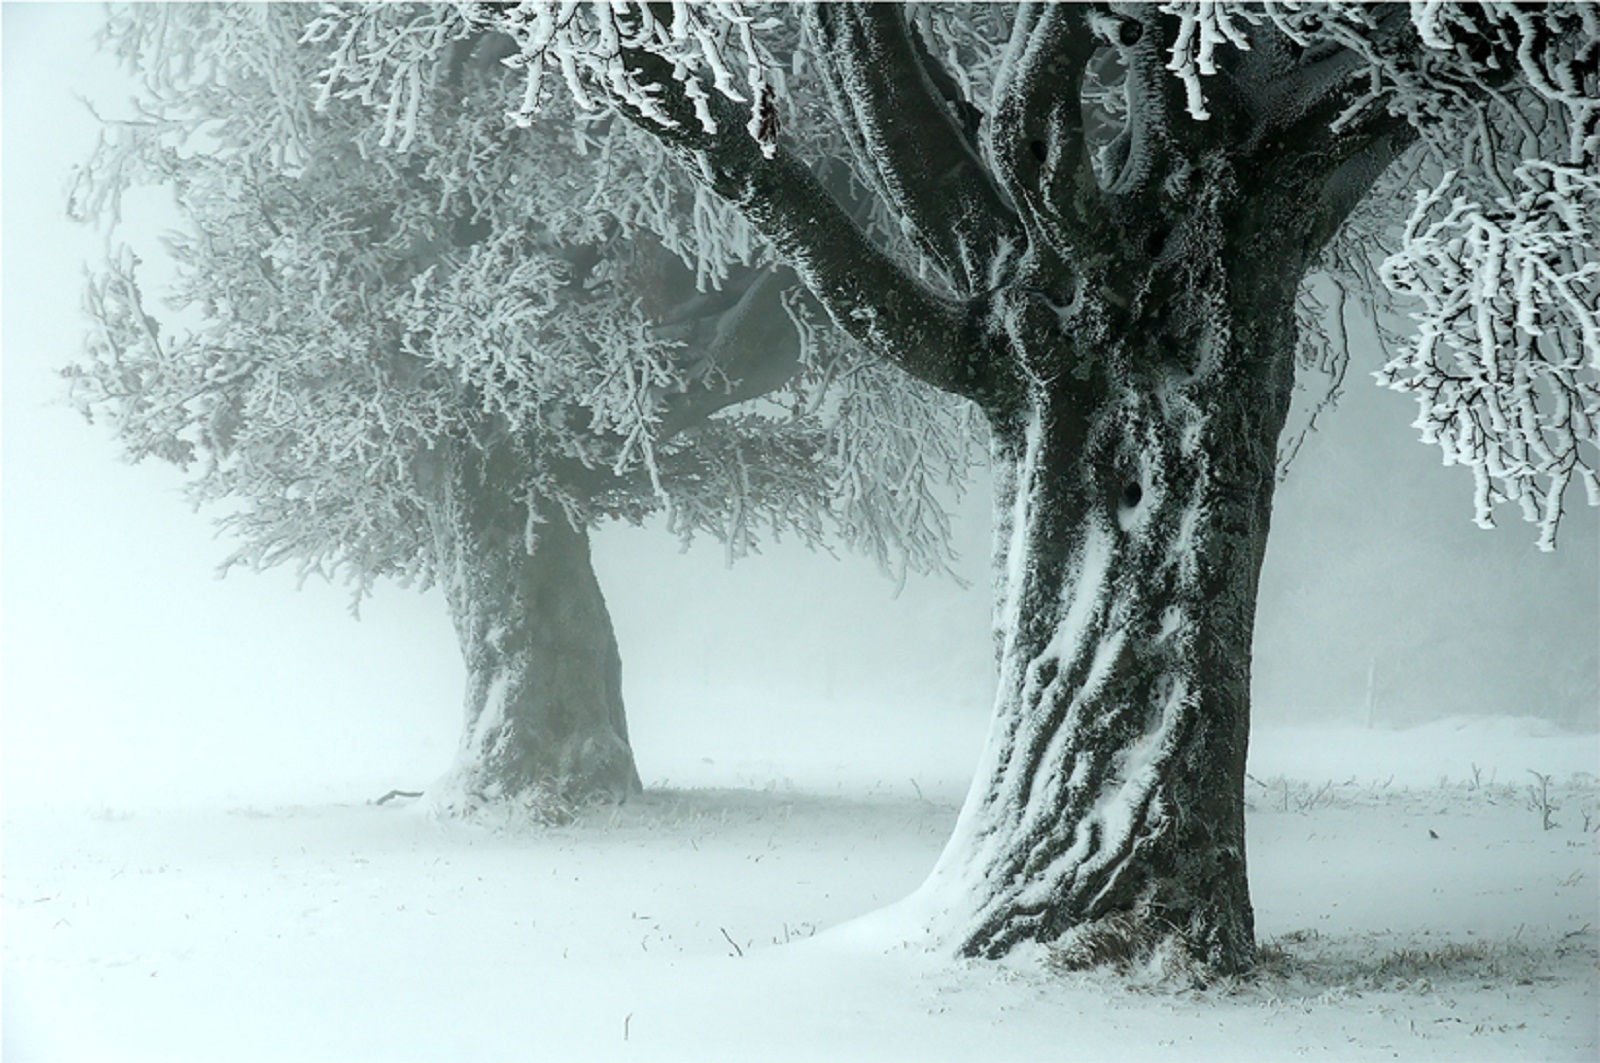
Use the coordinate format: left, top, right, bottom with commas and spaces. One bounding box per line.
426, 438, 641, 816
919, 267, 1299, 975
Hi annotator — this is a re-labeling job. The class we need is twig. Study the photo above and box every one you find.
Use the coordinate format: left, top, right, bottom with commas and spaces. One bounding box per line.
1526, 770, 1559, 831
374, 789, 424, 806
719, 926, 744, 958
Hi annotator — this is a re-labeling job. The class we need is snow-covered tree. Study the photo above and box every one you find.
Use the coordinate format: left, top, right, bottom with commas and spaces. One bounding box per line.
442, 1, 1599, 970
65, 4, 977, 818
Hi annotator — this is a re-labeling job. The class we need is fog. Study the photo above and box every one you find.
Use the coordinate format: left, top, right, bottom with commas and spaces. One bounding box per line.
3, 5, 1595, 811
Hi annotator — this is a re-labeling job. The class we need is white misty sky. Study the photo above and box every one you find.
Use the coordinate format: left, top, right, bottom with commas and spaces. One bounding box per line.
2, 5, 1595, 809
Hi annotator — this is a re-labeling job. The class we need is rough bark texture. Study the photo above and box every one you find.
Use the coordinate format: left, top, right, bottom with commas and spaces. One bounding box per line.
427, 436, 641, 814
921, 214, 1302, 973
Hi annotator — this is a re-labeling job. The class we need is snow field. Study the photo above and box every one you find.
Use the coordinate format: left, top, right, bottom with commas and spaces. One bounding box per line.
3, 714, 1595, 1062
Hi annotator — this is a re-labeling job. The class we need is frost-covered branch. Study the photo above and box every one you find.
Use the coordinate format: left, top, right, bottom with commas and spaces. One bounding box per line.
483, 0, 784, 157
527, 11, 995, 400
1153, 1, 1599, 543
302, 4, 475, 153
803, 3, 1021, 296
1330, 3, 1599, 544
1378, 162, 1600, 549
987, 4, 1115, 264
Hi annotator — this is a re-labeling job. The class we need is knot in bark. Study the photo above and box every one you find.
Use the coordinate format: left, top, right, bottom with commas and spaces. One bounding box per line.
995, 285, 1105, 390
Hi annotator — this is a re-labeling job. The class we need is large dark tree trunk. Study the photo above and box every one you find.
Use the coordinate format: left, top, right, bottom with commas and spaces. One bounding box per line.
425, 436, 641, 816
917, 240, 1301, 973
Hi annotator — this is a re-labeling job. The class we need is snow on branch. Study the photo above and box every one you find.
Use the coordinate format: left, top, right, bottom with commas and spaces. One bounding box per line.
1160, 1, 1259, 121
1377, 162, 1600, 549
301, 4, 769, 291
1157, 2, 1600, 543
822, 358, 984, 584
473, 1, 784, 159
1363, 3, 1599, 546
302, 4, 474, 153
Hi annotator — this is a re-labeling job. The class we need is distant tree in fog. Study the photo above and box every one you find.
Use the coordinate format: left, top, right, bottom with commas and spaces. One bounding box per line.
349, 0, 1595, 973
65, 4, 977, 816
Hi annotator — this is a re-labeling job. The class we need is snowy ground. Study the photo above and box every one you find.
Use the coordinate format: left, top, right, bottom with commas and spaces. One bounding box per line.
3, 713, 1597, 1062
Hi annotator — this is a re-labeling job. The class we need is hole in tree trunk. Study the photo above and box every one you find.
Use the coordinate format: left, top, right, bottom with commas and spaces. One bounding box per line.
1030, 139, 1048, 163
1120, 481, 1143, 509
1145, 225, 1170, 260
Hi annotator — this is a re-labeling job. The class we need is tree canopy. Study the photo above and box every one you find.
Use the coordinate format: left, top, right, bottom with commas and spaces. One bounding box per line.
67, 3, 980, 605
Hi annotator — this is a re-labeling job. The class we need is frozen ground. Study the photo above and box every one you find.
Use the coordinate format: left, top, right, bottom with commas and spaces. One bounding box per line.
3, 712, 1597, 1062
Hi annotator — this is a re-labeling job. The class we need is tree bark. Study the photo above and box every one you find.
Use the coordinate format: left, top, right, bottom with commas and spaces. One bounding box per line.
425, 436, 641, 816
917, 278, 1298, 973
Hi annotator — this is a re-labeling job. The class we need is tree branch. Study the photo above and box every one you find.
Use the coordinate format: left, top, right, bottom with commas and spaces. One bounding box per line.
1238, 12, 1428, 254
655, 266, 805, 438
988, 3, 1113, 263
1104, 9, 1182, 200
611, 36, 1000, 402
804, 3, 1022, 296
1245, 10, 1417, 156
1304, 125, 1417, 260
